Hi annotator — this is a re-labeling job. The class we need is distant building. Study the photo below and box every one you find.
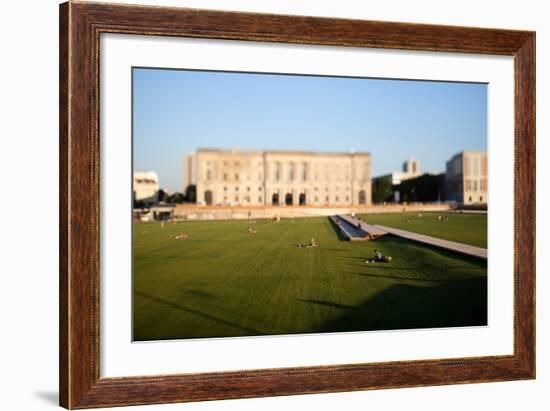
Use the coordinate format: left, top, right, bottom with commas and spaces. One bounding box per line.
133, 171, 159, 205
182, 154, 196, 191
445, 151, 487, 205
373, 158, 422, 186
372, 158, 422, 202
193, 149, 372, 206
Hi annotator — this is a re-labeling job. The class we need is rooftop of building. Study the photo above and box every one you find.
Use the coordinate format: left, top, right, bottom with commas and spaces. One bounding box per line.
195, 148, 370, 157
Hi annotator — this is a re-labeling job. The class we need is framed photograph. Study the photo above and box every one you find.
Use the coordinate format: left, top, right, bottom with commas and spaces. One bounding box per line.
59, 1, 535, 408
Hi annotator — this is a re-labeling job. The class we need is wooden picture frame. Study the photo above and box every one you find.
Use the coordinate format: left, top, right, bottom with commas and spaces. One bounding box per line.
59, 1, 535, 408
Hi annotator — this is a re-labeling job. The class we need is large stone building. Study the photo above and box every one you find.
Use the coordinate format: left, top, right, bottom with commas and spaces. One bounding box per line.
192, 149, 371, 206
445, 151, 488, 205
133, 171, 159, 205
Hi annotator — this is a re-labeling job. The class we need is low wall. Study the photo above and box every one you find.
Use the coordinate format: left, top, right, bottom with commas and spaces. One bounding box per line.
173, 204, 451, 221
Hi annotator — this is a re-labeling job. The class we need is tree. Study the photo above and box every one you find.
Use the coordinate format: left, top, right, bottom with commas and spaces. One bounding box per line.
185, 184, 196, 203
372, 178, 394, 203
168, 192, 185, 204
397, 173, 444, 203
157, 189, 169, 203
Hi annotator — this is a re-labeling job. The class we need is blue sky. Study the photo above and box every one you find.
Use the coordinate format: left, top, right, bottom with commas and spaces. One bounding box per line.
133, 68, 487, 191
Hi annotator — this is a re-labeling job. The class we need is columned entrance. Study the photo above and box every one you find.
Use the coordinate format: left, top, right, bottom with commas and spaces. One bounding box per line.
285, 193, 293, 206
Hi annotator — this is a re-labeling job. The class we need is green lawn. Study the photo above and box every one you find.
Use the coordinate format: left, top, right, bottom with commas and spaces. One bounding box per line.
133, 216, 487, 341
358, 212, 487, 248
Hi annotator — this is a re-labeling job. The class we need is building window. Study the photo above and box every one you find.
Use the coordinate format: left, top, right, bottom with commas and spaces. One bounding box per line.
235, 196, 239, 202
359, 190, 366, 205
258, 187, 262, 191
223, 173, 228, 181
480, 196, 483, 202
315, 197, 319, 202
223, 186, 227, 191
473, 180, 478, 191
235, 173, 239, 181
325, 196, 329, 204
289, 163, 295, 181
235, 186, 239, 191
345, 196, 349, 202
335, 196, 340, 202
258, 196, 262, 203
469, 196, 472, 202
206, 170, 211, 181
247, 186, 250, 191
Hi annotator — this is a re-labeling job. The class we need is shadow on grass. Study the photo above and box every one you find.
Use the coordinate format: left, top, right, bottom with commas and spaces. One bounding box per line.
296, 298, 354, 310
344, 270, 470, 283
308, 276, 488, 333
134, 290, 259, 339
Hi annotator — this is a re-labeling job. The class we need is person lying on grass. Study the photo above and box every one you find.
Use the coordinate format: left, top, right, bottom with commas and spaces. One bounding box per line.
298, 238, 318, 248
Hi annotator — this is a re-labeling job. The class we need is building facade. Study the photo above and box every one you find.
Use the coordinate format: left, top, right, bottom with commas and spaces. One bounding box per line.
133, 171, 159, 205
193, 149, 371, 206
445, 151, 488, 205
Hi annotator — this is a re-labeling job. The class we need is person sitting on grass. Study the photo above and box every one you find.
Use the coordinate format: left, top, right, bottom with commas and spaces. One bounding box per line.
366, 249, 392, 263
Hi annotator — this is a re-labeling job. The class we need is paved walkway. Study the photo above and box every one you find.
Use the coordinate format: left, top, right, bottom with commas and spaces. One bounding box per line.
373, 224, 487, 260
338, 215, 487, 260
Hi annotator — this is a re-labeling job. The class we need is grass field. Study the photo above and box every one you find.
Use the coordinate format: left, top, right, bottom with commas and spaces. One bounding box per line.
133, 214, 487, 341
358, 212, 487, 248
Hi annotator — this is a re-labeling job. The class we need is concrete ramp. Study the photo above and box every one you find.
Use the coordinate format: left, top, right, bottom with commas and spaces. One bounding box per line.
337, 214, 388, 240
330, 215, 388, 241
